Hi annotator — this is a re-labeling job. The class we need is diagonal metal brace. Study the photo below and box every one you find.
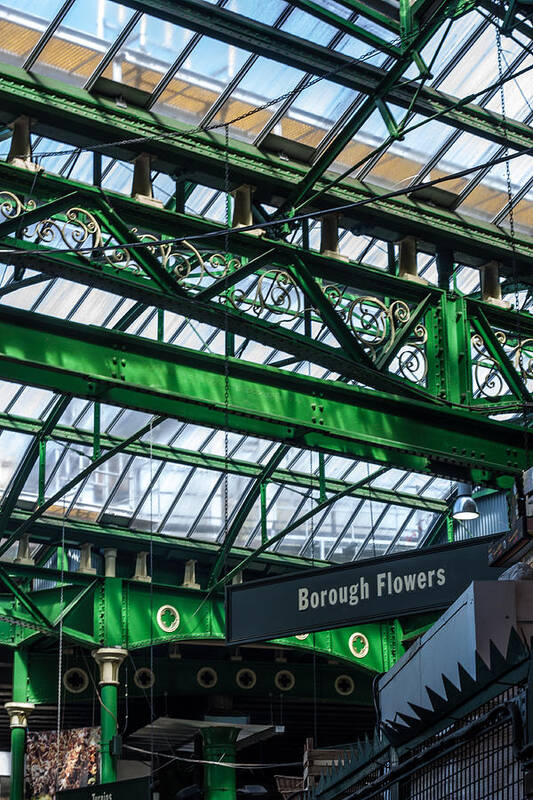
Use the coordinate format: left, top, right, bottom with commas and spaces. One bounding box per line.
0, 563, 52, 630
470, 308, 532, 404
376, 294, 434, 371
208, 443, 291, 588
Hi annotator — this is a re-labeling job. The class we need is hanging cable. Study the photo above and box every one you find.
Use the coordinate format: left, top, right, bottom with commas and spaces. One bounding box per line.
55, 497, 66, 793
496, 27, 530, 473
223, 125, 230, 582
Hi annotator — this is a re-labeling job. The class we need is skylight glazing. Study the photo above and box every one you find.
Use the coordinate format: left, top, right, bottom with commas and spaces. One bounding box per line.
0, 0, 528, 569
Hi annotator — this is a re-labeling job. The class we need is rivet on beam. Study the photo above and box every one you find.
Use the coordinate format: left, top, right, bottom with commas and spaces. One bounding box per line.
182, 558, 201, 590
320, 213, 348, 261
398, 236, 427, 284
480, 261, 510, 308
133, 551, 151, 583
231, 185, 264, 235
131, 153, 163, 208
14, 534, 34, 566
79, 542, 97, 575
7, 116, 42, 173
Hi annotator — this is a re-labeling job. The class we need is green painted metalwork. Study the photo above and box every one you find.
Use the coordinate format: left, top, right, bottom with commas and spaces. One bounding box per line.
0, 416, 165, 559
202, 726, 238, 800
288, 257, 375, 372
0, 411, 444, 511
0, 558, 410, 674
208, 444, 290, 588
0, 304, 528, 483
470, 308, 532, 404
100, 682, 119, 783
0, 81, 531, 276
9, 649, 29, 800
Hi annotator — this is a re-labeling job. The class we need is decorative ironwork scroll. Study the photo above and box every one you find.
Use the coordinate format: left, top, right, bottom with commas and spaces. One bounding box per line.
471, 330, 533, 398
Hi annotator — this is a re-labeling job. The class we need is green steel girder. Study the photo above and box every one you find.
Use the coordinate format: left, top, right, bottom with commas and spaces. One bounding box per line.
0, 304, 530, 484
115, 1, 532, 154
0, 564, 399, 672
1, 163, 533, 415
27, 654, 375, 706
4, 509, 329, 574
0, 72, 532, 276
0, 412, 447, 512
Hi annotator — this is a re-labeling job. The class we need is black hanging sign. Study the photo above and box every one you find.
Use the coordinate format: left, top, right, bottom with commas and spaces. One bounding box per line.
226, 536, 502, 644
57, 778, 151, 800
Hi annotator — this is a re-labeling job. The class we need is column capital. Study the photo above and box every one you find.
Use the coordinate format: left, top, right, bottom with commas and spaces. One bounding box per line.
4, 702, 34, 728
92, 647, 128, 686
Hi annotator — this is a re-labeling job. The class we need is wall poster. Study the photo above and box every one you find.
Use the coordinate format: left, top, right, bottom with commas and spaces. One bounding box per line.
25, 727, 100, 800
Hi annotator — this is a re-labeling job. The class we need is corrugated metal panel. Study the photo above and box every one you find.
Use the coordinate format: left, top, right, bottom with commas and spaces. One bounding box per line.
455, 492, 508, 540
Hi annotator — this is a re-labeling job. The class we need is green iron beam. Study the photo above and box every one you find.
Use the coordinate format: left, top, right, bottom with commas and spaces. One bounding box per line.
113, 1, 532, 153
0, 304, 529, 484
0, 411, 447, 512
5, 509, 329, 573
0, 72, 532, 275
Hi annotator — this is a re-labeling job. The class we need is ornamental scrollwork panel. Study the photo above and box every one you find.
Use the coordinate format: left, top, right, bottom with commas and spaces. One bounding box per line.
0, 192, 244, 286
0, 190, 36, 219
471, 329, 533, 399
224, 269, 302, 322
0, 192, 427, 386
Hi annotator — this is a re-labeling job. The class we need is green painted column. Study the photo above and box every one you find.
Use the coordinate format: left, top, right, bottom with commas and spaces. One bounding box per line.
92, 648, 127, 783
5, 649, 34, 800
202, 726, 239, 800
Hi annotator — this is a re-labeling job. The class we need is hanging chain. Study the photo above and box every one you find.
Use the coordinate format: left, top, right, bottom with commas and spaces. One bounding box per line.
223, 125, 230, 560
496, 28, 529, 467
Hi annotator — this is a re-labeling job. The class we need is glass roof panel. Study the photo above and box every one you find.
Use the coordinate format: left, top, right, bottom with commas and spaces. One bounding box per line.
280, 7, 340, 45
100, 13, 190, 95
151, 35, 251, 124
0, 0, 65, 67
390, 510, 438, 553
272, 80, 358, 150
0, 431, 34, 497
210, 57, 307, 141
357, 505, 412, 559
132, 463, 195, 531
329, 500, 388, 562
225, 0, 289, 25
34, 2, 137, 87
